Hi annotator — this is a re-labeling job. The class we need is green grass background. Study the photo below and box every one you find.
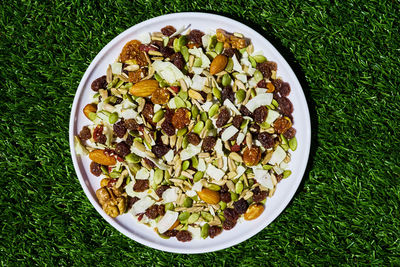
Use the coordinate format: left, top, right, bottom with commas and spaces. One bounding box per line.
1, 0, 399, 265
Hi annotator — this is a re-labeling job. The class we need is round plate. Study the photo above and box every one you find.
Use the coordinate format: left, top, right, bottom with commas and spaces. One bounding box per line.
69, 12, 311, 254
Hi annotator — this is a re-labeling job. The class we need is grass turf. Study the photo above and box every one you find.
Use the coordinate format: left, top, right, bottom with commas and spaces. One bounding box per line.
1, 0, 399, 265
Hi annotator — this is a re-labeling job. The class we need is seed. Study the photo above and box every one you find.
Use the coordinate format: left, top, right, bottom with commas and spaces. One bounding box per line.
125, 153, 141, 164
181, 46, 189, 62
201, 223, 209, 239
154, 169, 164, 185
206, 183, 221, 191
235, 181, 244, 194
152, 109, 164, 123
198, 153, 210, 158
230, 192, 239, 201
221, 73, 232, 87
208, 103, 220, 118
201, 211, 214, 222
165, 202, 174, 211
248, 56, 257, 68
188, 89, 204, 101
225, 58, 234, 72
214, 41, 224, 54
182, 136, 189, 149
272, 99, 279, 108
289, 137, 297, 151
178, 90, 188, 101
177, 128, 188, 137
183, 197, 193, 208
178, 211, 190, 222
174, 96, 186, 109
187, 213, 200, 224
191, 104, 199, 119
193, 121, 204, 134
193, 171, 204, 182
108, 112, 118, 124
253, 70, 263, 82
134, 140, 146, 152
283, 170, 292, 179
200, 111, 208, 122
281, 144, 289, 151
182, 160, 190, 171
263, 164, 273, 170
212, 87, 221, 100
219, 201, 227, 211
246, 132, 252, 148
235, 89, 246, 104
253, 55, 267, 63
193, 57, 202, 67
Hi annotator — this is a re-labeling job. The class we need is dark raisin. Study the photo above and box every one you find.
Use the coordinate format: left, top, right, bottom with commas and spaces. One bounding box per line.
279, 82, 291, 97
240, 105, 253, 117
257, 79, 267, 88
224, 208, 239, 222
187, 132, 201, 146
160, 46, 174, 58
256, 61, 277, 79
208, 226, 222, 239
220, 192, 231, 203
145, 205, 159, 219
164, 230, 178, 237
93, 125, 106, 144
91, 76, 107, 91
258, 132, 276, 149
156, 185, 170, 198
171, 52, 185, 70
253, 106, 268, 123
276, 174, 283, 183
232, 115, 243, 129
157, 204, 166, 216
115, 141, 130, 158
278, 97, 294, 115
220, 184, 229, 193
125, 134, 133, 146
188, 29, 204, 44
152, 145, 170, 158
252, 186, 268, 203
223, 219, 237, 230
201, 136, 217, 152
161, 25, 176, 36
164, 108, 175, 122
249, 123, 260, 133
283, 127, 296, 140
150, 40, 164, 48
124, 119, 139, 131
216, 108, 230, 128
79, 126, 91, 141
127, 196, 139, 210
161, 121, 175, 136
167, 35, 179, 47
233, 199, 249, 214
113, 120, 127, 138
222, 48, 239, 58
142, 102, 155, 126
221, 86, 235, 103
176, 230, 192, 242
143, 158, 156, 168
90, 161, 102, 176
133, 179, 149, 192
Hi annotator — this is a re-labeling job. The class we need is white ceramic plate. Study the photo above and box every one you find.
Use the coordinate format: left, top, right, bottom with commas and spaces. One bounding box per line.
69, 12, 311, 254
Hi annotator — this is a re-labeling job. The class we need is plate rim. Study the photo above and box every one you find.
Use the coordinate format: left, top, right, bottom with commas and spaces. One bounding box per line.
69, 11, 311, 254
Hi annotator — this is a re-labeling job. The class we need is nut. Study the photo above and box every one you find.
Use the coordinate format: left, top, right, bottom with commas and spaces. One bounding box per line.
244, 203, 264, 220
197, 188, 220, 204
83, 103, 97, 119
89, 149, 116, 166
129, 79, 159, 97
209, 54, 228, 75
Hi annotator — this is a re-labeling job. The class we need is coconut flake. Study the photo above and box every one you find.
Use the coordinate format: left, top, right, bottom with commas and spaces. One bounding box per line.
206, 164, 225, 181
236, 132, 245, 145
222, 156, 228, 172
180, 144, 202, 160
236, 73, 247, 83
74, 136, 88, 156
221, 126, 239, 141
191, 74, 207, 91
223, 99, 240, 115
164, 150, 174, 163
136, 168, 149, 180
232, 54, 243, 72
269, 146, 286, 165
253, 168, 274, 189
198, 159, 206, 172
137, 32, 151, 44
192, 181, 203, 192
192, 67, 204, 75
152, 61, 184, 84
266, 110, 280, 124
162, 187, 180, 203
188, 226, 201, 239
215, 139, 224, 157
245, 93, 273, 112
186, 190, 197, 197
157, 210, 179, 234
234, 165, 246, 179
111, 62, 122, 75
130, 196, 155, 215
121, 109, 137, 120
201, 101, 213, 112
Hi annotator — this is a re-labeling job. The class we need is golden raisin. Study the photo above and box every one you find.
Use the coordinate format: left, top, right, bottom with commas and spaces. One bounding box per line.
120, 40, 147, 66
172, 108, 190, 129
243, 146, 261, 166
128, 69, 146, 83
151, 87, 170, 104
273, 117, 292, 134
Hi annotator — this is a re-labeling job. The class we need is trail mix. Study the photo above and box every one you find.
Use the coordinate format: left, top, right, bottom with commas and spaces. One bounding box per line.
75, 25, 298, 241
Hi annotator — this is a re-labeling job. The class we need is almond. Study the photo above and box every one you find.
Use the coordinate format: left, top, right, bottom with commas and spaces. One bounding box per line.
197, 188, 220, 204
129, 79, 159, 97
244, 203, 264, 220
83, 103, 97, 119
209, 54, 228, 75
89, 149, 116, 166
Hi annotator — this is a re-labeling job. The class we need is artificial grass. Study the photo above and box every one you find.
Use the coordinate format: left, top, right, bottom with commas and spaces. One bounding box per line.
1, 0, 399, 265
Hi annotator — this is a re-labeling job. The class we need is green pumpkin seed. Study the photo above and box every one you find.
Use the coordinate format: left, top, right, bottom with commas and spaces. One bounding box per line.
272, 99, 279, 108
221, 73, 232, 87
125, 153, 141, 164
235, 181, 244, 194
191, 105, 199, 119
182, 160, 190, 171
177, 128, 188, 137
218, 213, 225, 222
100, 166, 109, 175
208, 103, 220, 118
154, 169, 164, 185
193, 57, 202, 67
173, 38, 180, 52
180, 46, 189, 62
206, 184, 221, 191
263, 165, 274, 170
280, 134, 288, 145
230, 192, 239, 201
178, 175, 187, 180
206, 51, 217, 59
187, 213, 200, 224
193, 121, 204, 134
212, 87, 221, 100
109, 171, 120, 178
253, 55, 267, 63
183, 197, 193, 208
251, 88, 256, 97
193, 171, 204, 182
249, 56, 257, 68
201, 223, 209, 239
208, 35, 217, 49
267, 104, 275, 110
191, 156, 199, 168
289, 137, 297, 151
163, 37, 169, 47
154, 73, 163, 82
254, 70, 263, 82
240, 119, 249, 129
200, 112, 208, 122
201, 212, 213, 222
182, 136, 188, 149
152, 109, 164, 123
214, 42, 224, 54
235, 89, 246, 103
219, 201, 227, 210
178, 211, 190, 222
178, 90, 188, 100
185, 100, 192, 108
281, 144, 289, 151
174, 96, 186, 108
178, 35, 188, 47
205, 119, 213, 130
164, 170, 171, 183
129, 163, 141, 174
260, 122, 271, 129
88, 112, 97, 121
225, 58, 233, 72
239, 47, 247, 54
248, 178, 254, 186
283, 170, 292, 179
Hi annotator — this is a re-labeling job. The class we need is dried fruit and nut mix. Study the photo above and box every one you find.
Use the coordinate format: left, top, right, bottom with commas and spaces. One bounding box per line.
74, 25, 298, 242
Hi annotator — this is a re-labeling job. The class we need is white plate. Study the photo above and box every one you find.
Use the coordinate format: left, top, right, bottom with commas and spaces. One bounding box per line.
69, 12, 311, 254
